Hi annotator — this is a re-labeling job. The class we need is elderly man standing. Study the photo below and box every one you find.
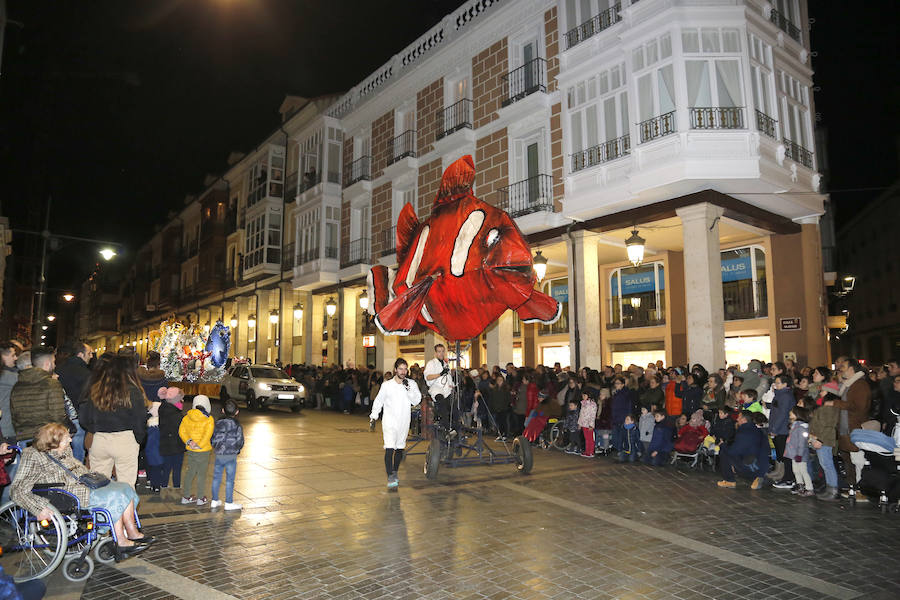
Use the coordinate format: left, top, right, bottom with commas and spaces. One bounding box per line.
836, 358, 871, 497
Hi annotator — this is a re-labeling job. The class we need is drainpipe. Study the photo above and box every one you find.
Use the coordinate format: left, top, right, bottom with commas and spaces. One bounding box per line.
566, 220, 580, 372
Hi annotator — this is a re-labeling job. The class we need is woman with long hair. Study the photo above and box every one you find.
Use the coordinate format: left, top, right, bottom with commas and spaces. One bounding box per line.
80, 355, 149, 489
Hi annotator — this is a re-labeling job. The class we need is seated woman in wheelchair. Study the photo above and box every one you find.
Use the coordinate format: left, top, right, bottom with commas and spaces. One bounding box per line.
10, 423, 153, 562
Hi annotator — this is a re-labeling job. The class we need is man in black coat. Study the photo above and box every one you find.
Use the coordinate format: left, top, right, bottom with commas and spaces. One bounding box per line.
55, 342, 93, 461
716, 410, 769, 490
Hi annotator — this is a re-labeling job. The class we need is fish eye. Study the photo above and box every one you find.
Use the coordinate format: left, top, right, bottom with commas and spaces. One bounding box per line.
486, 228, 499, 246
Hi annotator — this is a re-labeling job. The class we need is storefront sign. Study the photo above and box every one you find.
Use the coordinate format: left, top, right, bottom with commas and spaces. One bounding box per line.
721, 256, 752, 282
611, 271, 663, 296
362, 335, 375, 348
779, 317, 801, 331
551, 284, 569, 303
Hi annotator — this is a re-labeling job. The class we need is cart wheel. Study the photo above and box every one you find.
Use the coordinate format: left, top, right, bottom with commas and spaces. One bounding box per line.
424, 440, 441, 480
62, 555, 94, 583
93, 538, 117, 565
513, 436, 533, 475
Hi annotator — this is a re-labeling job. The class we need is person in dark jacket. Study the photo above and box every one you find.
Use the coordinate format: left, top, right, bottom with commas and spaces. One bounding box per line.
769, 374, 797, 489
55, 342, 93, 462
210, 399, 244, 511
681, 373, 704, 416
616, 414, 641, 463
610, 377, 632, 449
639, 375, 665, 411
643, 410, 674, 466
717, 410, 769, 489
79, 356, 149, 489
137, 352, 167, 406
710, 407, 735, 446
10, 347, 66, 441
157, 387, 185, 489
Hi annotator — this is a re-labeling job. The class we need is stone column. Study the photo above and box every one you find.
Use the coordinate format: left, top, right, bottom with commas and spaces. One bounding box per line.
486, 309, 514, 368
566, 230, 601, 370
278, 283, 295, 365
376, 331, 399, 374
341, 288, 358, 369
676, 203, 726, 371
255, 290, 271, 365
799, 218, 828, 367
235, 296, 250, 359
309, 293, 324, 366
424, 331, 437, 364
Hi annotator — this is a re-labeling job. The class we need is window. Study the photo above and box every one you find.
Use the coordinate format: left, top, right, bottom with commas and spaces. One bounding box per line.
297, 207, 321, 263
300, 131, 322, 190
243, 207, 282, 270
539, 278, 569, 335
326, 126, 342, 184
778, 70, 813, 159
567, 63, 629, 171
721, 246, 767, 320
748, 33, 776, 120
608, 262, 665, 328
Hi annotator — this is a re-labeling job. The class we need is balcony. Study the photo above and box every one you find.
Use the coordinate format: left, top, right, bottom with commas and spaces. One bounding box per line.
380, 225, 397, 257
755, 110, 778, 139
389, 131, 417, 164
606, 297, 666, 329
285, 171, 299, 200
497, 174, 554, 218
299, 170, 321, 194
501, 58, 546, 107
638, 111, 676, 143
783, 138, 814, 169
340, 238, 370, 268
564, 4, 621, 49
282, 242, 296, 271
689, 107, 744, 130
723, 280, 768, 321
437, 99, 473, 140
345, 156, 372, 188
770, 8, 801, 43
571, 134, 630, 173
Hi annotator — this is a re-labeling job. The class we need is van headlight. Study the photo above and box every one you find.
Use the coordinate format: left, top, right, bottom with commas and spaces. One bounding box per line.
258, 383, 271, 391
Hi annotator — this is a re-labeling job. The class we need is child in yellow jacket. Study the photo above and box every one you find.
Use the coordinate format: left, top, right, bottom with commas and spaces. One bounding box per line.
178, 395, 214, 506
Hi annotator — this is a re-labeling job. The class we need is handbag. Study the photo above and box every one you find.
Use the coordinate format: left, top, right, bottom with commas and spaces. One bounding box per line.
46, 453, 110, 490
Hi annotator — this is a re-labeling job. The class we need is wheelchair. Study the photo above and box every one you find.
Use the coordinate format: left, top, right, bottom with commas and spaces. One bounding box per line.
0, 451, 140, 583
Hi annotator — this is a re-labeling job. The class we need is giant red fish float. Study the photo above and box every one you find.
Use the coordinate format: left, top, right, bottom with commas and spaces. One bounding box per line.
367, 155, 561, 342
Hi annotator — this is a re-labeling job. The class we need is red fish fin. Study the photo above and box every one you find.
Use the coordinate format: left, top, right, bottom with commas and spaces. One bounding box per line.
374, 276, 435, 336
516, 291, 562, 324
367, 266, 390, 316
435, 155, 475, 206
395, 203, 420, 263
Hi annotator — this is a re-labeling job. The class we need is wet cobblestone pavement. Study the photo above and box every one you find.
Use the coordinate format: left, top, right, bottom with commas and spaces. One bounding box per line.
38, 406, 900, 599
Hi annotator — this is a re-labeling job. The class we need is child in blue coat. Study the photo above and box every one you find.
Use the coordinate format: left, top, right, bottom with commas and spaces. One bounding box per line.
643, 410, 674, 466
617, 414, 641, 463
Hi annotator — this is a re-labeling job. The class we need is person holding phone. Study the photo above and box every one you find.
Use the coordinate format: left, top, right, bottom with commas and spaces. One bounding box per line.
369, 358, 421, 489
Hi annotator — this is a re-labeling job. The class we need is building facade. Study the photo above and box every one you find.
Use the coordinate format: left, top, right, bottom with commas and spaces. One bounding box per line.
82, 0, 832, 374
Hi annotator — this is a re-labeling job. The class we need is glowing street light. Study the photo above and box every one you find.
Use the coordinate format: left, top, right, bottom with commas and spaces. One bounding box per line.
229, 315, 238, 328
625, 228, 646, 266
325, 298, 337, 318
247, 314, 257, 328
99, 248, 117, 261
46, 314, 56, 322
293, 303, 303, 320
532, 250, 548, 282
359, 294, 369, 311
269, 310, 279, 324
62, 294, 75, 302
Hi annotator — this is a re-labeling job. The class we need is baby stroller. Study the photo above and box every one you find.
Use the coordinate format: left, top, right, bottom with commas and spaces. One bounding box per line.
849, 429, 900, 513
671, 427, 707, 469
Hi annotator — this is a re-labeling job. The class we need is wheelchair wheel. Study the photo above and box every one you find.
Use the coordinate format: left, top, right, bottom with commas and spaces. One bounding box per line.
93, 538, 117, 565
513, 436, 533, 475
549, 422, 566, 450
0, 501, 68, 583
424, 440, 441, 481
62, 555, 94, 582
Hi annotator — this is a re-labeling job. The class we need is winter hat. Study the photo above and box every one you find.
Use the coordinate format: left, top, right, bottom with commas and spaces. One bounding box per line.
469, 369, 480, 378
193, 394, 212, 414
821, 381, 840, 395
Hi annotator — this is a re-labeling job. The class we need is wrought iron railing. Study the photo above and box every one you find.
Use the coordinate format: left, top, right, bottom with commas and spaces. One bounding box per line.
638, 111, 676, 143
783, 138, 814, 169
564, 4, 621, 49
281, 243, 295, 271
345, 156, 372, 187
324, 246, 338, 260
723, 280, 768, 320
437, 99, 473, 139
380, 225, 397, 257
340, 238, 371, 268
390, 131, 417, 164
770, 8, 801, 43
299, 170, 321, 193
606, 297, 666, 329
497, 174, 554, 218
571, 134, 630, 172
285, 171, 299, 200
690, 107, 744, 130
297, 246, 320, 265
501, 58, 546, 107
755, 110, 777, 139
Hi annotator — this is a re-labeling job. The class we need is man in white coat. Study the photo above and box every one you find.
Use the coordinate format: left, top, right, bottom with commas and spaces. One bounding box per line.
370, 358, 421, 489
424, 343, 454, 429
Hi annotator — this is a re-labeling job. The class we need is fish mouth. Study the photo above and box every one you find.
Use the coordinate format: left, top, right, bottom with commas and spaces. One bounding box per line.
494, 264, 534, 276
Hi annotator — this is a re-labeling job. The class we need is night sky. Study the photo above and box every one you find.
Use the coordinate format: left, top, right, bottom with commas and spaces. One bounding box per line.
1, 0, 897, 297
